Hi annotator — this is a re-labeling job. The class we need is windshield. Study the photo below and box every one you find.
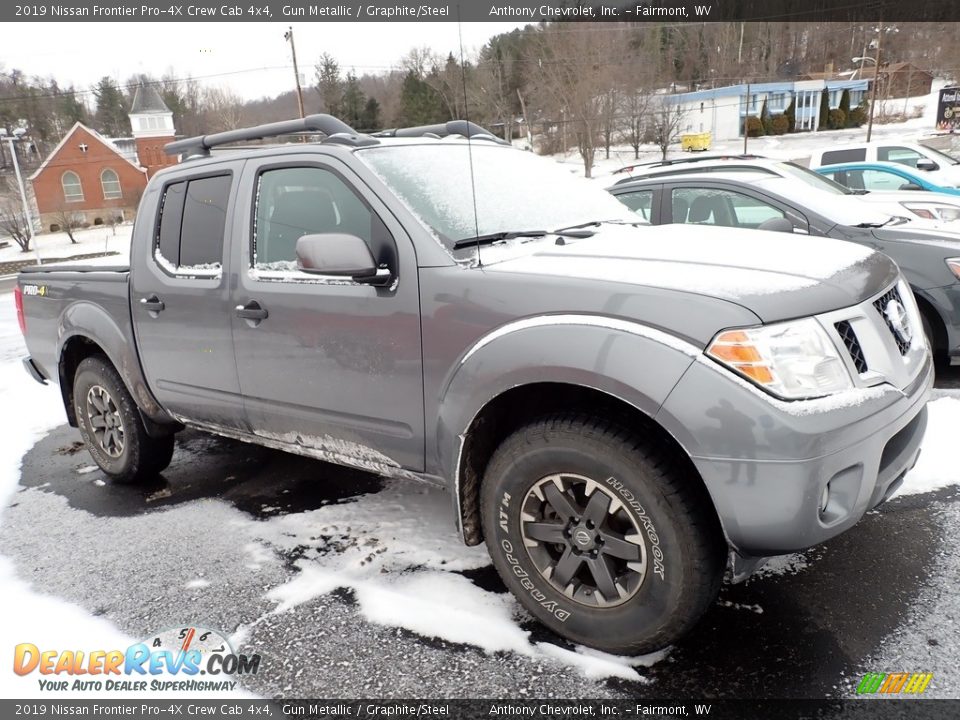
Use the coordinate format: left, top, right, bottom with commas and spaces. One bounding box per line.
922, 144, 960, 166
753, 176, 893, 227
358, 143, 635, 252
774, 161, 853, 195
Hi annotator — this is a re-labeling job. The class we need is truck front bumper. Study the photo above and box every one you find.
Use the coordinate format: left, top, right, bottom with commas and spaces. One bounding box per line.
658, 353, 933, 558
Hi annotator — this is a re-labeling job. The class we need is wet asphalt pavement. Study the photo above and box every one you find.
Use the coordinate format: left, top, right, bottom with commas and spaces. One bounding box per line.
1, 369, 959, 701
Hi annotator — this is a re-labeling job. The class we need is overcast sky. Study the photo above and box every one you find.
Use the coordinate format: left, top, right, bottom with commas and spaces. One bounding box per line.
2, 22, 529, 101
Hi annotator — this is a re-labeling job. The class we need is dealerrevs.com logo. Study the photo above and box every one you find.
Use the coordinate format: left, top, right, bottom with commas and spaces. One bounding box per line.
856, 672, 933, 695
13, 626, 261, 692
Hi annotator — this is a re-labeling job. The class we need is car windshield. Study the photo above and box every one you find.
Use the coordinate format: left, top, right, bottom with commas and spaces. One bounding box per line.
753, 176, 893, 227
922, 145, 960, 166
774, 161, 853, 195
358, 143, 635, 252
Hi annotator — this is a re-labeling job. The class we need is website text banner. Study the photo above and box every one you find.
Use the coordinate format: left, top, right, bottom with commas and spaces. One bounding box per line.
3, 699, 960, 720
4, 0, 959, 24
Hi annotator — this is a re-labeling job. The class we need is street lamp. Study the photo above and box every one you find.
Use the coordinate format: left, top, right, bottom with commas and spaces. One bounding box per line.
0, 127, 40, 264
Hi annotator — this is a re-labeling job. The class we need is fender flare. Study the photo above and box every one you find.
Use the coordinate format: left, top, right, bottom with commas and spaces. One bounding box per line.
57, 300, 172, 425
435, 314, 703, 538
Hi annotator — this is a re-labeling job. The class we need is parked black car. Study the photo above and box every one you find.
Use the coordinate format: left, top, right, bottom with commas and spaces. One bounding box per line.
608, 171, 960, 365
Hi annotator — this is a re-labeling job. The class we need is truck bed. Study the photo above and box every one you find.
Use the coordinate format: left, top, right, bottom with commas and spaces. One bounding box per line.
18, 264, 132, 387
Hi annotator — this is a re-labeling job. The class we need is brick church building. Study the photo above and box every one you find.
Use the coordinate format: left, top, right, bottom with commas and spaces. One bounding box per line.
29, 85, 178, 231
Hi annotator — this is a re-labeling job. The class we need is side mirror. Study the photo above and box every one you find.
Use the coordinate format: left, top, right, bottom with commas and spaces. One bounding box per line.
899, 183, 924, 191
756, 217, 796, 234
295, 233, 391, 286
916, 159, 939, 172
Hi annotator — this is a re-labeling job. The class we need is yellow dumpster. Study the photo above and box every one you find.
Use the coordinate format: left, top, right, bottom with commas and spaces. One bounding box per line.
681, 132, 712, 152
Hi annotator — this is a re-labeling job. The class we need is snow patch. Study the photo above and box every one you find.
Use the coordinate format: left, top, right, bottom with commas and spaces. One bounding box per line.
185, 578, 211, 589
535, 643, 669, 682
718, 599, 764, 614
76, 465, 99, 475
892, 397, 960, 498
754, 553, 811, 578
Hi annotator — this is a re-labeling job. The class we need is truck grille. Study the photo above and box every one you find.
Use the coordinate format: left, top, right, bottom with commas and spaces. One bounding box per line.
873, 286, 912, 356
834, 320, 868, 374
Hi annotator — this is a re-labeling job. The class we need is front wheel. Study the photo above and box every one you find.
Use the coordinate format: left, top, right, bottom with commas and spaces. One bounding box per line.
481, 414, 725, 654
73, 356, 175, 484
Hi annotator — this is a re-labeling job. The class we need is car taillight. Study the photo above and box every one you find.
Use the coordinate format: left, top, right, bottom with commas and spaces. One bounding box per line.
14, 286, 26, 335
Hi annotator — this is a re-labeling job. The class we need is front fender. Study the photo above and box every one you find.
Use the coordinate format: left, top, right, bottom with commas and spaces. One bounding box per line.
435, 314, 702, 485
57, 300, 170, 423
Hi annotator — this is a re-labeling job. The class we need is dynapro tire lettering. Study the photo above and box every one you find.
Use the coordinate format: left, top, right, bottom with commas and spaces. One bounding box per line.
499, 491, 570, 622
500, 539, 571, 622
604, 476, 666, 581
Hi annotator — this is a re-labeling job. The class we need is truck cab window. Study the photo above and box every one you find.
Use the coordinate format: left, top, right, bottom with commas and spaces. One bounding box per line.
253, 166, 383, 270
155, 174, 230, 274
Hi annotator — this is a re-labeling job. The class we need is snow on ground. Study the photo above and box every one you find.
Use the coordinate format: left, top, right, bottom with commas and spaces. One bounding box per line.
892, 396, 960, 498
0, 224, 132, 268
229, 479, 669, 682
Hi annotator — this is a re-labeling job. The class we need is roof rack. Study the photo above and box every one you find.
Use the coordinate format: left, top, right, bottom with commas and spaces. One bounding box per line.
612, 153, 768, 174
164, 114, 379, 159
373, 120, 509, 145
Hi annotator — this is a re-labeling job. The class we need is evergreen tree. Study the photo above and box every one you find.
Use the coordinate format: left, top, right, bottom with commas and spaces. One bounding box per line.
314, 53, 342, 117
818, 88, 830, 130
397, 70, 448, 126
361, 97, 381, 131
839, 89, 852, 127
760, 98, 773, 135
92, 77, 129, 136
784, 97, 796, 132
340, 72, 366, 129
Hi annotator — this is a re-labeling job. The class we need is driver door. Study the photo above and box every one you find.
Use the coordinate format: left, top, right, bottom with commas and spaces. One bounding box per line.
229, 155, 425, 472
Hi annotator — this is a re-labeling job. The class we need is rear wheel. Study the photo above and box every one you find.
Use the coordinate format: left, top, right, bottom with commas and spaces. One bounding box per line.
73, 356, 175, 483
481, 413, 725, 654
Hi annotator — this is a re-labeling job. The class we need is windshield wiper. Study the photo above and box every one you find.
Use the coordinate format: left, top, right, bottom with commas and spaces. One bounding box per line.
452, 230, 547, 250
855, 216, 900, 228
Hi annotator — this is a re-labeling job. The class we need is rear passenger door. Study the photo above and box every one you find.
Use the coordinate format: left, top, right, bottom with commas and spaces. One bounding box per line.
130, 164, 246, 426
229, 155, 425, 472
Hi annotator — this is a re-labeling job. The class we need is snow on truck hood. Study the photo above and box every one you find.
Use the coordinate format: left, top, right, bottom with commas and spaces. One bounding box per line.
485, 224, 900, 323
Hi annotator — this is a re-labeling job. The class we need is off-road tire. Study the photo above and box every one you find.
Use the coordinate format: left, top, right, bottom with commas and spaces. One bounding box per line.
73, 355, 175, 483
481, 413, 725, 654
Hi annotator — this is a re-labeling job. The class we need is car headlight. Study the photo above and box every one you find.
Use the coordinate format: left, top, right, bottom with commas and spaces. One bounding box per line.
947, 258, 960, 280
902, 203, 960, 222
706, 318, 853, 400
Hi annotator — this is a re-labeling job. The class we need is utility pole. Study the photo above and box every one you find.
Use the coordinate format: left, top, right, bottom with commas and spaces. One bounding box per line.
284, 26, 305, 119
866, 20, 883, 143
743, 82, 751, 154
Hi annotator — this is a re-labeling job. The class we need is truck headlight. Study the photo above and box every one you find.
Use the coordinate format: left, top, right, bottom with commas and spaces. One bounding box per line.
706, 318, 853, 400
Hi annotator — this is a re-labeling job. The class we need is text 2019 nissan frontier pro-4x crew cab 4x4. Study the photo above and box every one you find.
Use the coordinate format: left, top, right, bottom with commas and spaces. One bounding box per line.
16, 116, 932, 654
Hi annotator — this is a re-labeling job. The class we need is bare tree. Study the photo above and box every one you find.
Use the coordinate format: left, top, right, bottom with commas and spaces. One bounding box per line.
202, 87, 244, 133
0, 200, 33, 252
527, 23, 616, 177
621, 87, 654, 160
651, 98, 688, 161
51, 203, 82, 243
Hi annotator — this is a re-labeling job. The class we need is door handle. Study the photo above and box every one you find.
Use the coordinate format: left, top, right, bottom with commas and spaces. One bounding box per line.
140, 295, 165, 313
235, 300, 268, 321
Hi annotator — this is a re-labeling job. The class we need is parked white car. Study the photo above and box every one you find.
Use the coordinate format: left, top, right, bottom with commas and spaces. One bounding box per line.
807, 141, 960, 185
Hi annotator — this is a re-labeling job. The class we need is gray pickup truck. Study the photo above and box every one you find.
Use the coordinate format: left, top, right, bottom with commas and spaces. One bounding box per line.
16, 115, 933, 654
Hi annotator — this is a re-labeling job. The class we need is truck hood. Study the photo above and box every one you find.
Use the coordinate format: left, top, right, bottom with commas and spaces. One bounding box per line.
485, 224, 900, 323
